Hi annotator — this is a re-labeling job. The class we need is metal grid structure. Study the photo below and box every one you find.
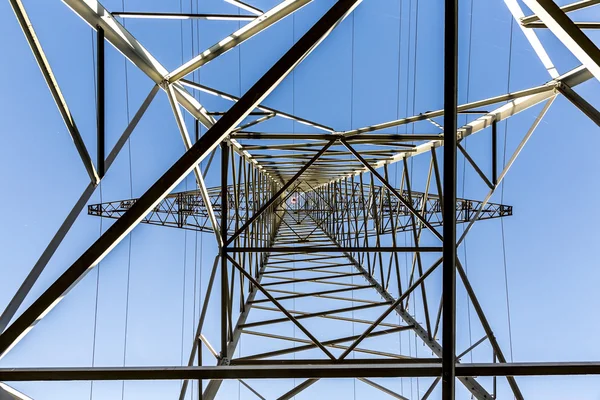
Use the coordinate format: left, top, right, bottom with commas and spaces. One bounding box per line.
2, 0, 600, 399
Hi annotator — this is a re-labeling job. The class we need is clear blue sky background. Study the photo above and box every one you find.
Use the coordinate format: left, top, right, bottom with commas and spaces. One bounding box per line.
1, 0, 600, 398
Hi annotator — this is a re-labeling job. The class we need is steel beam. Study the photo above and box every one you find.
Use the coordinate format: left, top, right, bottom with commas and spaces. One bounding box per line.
523, 0, 600, 82
333, 65, 592, 185
112, 12, 257, 20
166, 0, 313, 82
4, 362, 600, 381
557, 82, 600, 126
221, 143, 229, 358
523, 21, 600, 29
225, 0, 263, 16
0, 383, 31, 400
505, 0, 559, 78
166, 84, 222, 247
10, 0, 99, 184
227, 246, 442, 252
180, 80, 335, 132
96, 26, 105, 178
521, 0, 600, 24
443, 0, 458, 396
0, 0, 361, 359
0, 85, 159, 337
62, 0, 214, 127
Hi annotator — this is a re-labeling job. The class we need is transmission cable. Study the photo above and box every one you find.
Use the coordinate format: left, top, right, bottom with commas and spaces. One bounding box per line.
460, 0, 475, 364
120, 1, 134, 399
89, 27, 103, 400
500, 16, 516, 364
349, 11, 356, 400
410, 0, 420, 394
292, 10, 298, 400
237, 7, 242, 399
394, 0, 405, 394
191, 0, 202, 397
178, 0, 190, 392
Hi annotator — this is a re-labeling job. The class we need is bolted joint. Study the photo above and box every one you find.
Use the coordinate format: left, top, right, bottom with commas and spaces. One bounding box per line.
219, 356, 230, 365
159, 80, 171, 90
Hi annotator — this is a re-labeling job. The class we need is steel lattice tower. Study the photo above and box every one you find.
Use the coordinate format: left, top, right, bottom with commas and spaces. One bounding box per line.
1, 0, 600, 399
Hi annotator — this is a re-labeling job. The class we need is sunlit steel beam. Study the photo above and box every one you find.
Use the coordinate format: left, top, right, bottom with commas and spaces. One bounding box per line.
166, 0, 312, 82
0, 0, 362, 365
523, 0, 600, 83
10, 0, 99, 184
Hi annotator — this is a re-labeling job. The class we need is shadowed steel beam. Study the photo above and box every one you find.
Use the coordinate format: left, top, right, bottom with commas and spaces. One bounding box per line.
342, 84, 552, 136
523, 0, 600, 82
0, 85, 159, 337
0, 383, 31, 400
226, 140, 336, 245
181, 80, 335, 132
337, 258, 443, 359
422, 378, 441, 400
340, 139, 443, 240
239, 380, 266, 400
358, 378, 409, 400
227, 246, 442, 252
276, 379, 318, 400
227, 255, 335, 359
97, 26, 105, 178
505, 0, 559, 78
332, 66, 592, 185
10, 0, 99, 184
0, 0, 361, 359
166, 0, 312, 82
341, 65, 590, 137
521, 0, 600, 24
112, 11, 257, 20
456, 258, 524, 400
316, 159, 492, 396
225, 0, 263, 16
524, 21, 600, 29
557, 82, 600, 126
166, 84, 222, 247
178, 256, 219, 400
4, 362, 600, 380
62, 0, 214, 128
457, 97, 555, 246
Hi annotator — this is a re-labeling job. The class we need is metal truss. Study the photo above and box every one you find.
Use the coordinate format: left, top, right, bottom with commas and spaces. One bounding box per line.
87, 184, 512, 235
2, 0, 600, 399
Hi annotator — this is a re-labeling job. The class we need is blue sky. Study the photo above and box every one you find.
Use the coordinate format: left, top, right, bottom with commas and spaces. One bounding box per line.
1, 0, 600, 398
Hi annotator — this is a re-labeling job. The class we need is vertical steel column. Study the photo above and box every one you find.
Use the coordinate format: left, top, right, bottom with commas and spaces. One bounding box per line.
442, 0, 458, 394
221, 142, 229, 359
96, 26, 105, 178
198, 338, 203, 400
492, 120, 498, 186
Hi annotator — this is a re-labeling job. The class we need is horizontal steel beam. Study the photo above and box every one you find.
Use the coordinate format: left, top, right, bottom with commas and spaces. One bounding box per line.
523, 21, 600, 29
181, 81, 334, 132
112, 11, 257, 20
3, 362, 600, 381
227, 247, 443, 252
523, 0, 600, 82
520, 0, 600, 24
